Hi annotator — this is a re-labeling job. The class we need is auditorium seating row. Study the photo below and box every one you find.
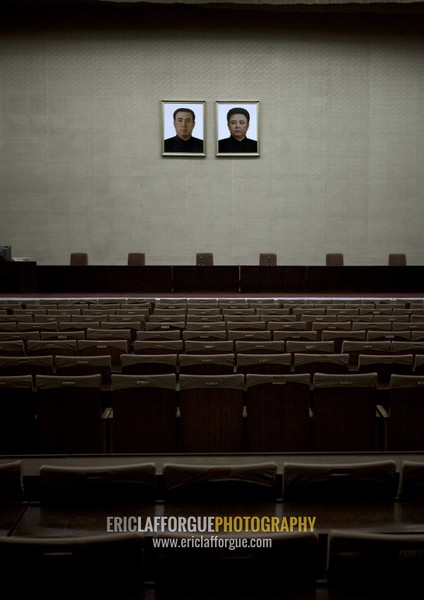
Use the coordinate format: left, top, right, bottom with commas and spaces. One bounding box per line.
3, 297, 424, 308
4, 302, 424, 318
1, 459, 423, 598
1, 371, 423, 453
3, 457, 424, 503
2, 345, 424, 381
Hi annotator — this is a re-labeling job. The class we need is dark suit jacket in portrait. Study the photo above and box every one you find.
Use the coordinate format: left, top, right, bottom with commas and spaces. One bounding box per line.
218, 136, 258, 153
164, 135, 204, 153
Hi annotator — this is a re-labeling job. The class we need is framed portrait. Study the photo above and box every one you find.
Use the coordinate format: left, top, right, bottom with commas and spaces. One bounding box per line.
216, 101, 260, 157
161, 100, 206, 157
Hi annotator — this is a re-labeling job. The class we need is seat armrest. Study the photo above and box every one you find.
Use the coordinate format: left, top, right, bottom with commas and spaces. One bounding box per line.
376, 404, 389, 418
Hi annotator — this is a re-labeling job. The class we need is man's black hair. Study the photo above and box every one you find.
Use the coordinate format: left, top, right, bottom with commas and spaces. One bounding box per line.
173, 107, 196, 121
226, 107, 250, 122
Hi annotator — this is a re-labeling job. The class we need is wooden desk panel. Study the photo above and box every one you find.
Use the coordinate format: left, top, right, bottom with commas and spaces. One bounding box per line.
240, 266, 307, 293
172, 266, 240, 293
37, 266, 173, 293
0, 261, 37, 293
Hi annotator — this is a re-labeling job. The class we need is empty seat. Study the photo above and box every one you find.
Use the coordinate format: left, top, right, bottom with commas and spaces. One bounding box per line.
35, 374, 104, 454
312, 320, 351, 340
77, 339, 128, 369
70, 252, 88, 266
282, 460, 397, 501
327, 530, 424, 594
259, 253, 277, 266
184, 340, 234, 354
186, 314, 224, 322
0, 340, 25, 356
0, 533, 144, 598
245, 373, 311, 452
341, 340, 392, 368
145, 320, 186, 332
391, 341, 424, 358
325, 253, 344, 266
0, 322, 18, 332
321, 329, 366, 353
387, 374, 424, 451
151, 530, 319, 595
388, 253, 407, 266
40, 330, 85, 342
149, 313, 186, 322
0, 355, 54, 379
227, 329, 271, 341
286, 340, 335, 355
109, 373, 177, 453
357, 353, 414, 384
273, 330, 318, 342
133, 340, 183, 355
226, 320, 266, 331
162, 462, 278, 502
0, 375, 37, 454
366, 330, 411, 342
59, 320, 100, 333
234, 340, 286, 354
182, 330, 227, 342
312, 372, 382, 451
26, 339, 78, 358
17, 321, 58, 333
39, 462, 156, 505
187, 308, 221, 317
293, 353, 350, 376
178, 374, 244, 452
137, 330, 181, 341
127, 252, 145, 266
196, 252, 213, 266
185, 321, 226, 332
86, 328, 131, 345
178, 353, 235, 375
237, 353, 292, 375
120, 353, 178, 375
55, 355, 112, 384
101, 320, 142, 345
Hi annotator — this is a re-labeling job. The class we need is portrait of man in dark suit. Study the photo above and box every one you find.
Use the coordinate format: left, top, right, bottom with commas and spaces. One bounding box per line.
217, 102, 259, 156
162, 102, 205, 156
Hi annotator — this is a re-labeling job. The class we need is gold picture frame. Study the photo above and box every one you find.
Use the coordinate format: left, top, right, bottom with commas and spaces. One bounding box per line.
161, 100, 206, 157
216, 101, 260, 157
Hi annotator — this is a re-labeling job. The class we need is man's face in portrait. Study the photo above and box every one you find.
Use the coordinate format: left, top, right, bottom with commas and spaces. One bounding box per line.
227, 113, 249, 141
173, 111, 195, 140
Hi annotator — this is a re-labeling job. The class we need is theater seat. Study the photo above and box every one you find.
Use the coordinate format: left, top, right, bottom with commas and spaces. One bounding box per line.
326, 253, 344, 266
196, 252, 213, 266
70, 253, 88, 266
151, 529, 319, 595
388, 253, 407, 266
0, 533, 145, 598
259, 253, 277, 266
162, 461, 278, 502
282, 459, 398, 501
39, 462, 156, 505
127, 252, 145, 266
327, 530, 424, 593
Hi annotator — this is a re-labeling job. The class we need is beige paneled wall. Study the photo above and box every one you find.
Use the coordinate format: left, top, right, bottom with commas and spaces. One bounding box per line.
1, 8, 423, 266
